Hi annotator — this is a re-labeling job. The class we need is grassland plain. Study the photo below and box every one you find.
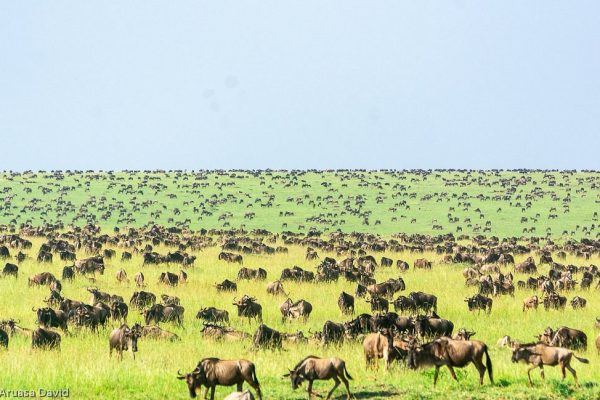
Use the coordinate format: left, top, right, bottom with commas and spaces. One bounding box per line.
1, 170, 599, 238
1, 237, 600, 400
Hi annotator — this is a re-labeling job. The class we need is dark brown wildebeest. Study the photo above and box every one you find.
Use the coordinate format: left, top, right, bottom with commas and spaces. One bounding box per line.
252, 324, 282, 350
196, 307, 229, 324
75, 256, 105, 275
367, 278, 405, 299
393, 295, 417, 314
280, 298, 313, 322
87, 287, 111, 304
522, 295, 539, 312
130, 291, 156, 310
540, 326, 587, 351
453, 328, 476, 341
415, 314, 454, 338
511, 343, 589, 386
355, 284, 367, 298
407, 337, 493, 386
111, 300, 129, 324
543, 292, 567, 310
28, 272, 57, 287
396, 260, 409, 271
381, 257, 393, 267
570, 296, 587, 310
306, 248, 319, 260
62, 266, 74, 281
465, 294, 493, 314
0, 328, 8, 348
37, 251, 52, 263
284, 356, 353, 400
32, 328, 61, 350
515, 256, 537, 274
161, 294, 181, 306
266, 280, 287, 296
109, 323, 141, 360
115, 269, 128, 283
322, 320, 345, 346
337, 292, 354, 315
159, 271, 179, 286
141, 325, 180, 341
409, 291, 437, 313
414, 258, 432, 269
216, 279, 238, 292
367, 296, 389, 313
218, 252, 244, 264
233, 296, 262, 323
134, 272, 145, 287
238, 267, 267, 281
34, 307, 68, 332
44, 290, 63, 307
200, 323, 249, 342
121, 251, 132, 261
144, 304, 184, 326
177, 358, 262, 400
2, 263, 18, 278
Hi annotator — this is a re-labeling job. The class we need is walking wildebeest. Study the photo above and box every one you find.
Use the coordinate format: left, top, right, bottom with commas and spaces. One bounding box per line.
280, 298, 313, 322
2, 263, 18, 278
465, 294, 493, 313
109, 323, 141, 360
233, 296, 262, 323
266, 280, 287, 296
143, 304, 184, 326
511, 343, 589, 386
31, 328, 61, 350
196, 307, 229, 324
34, 307, 68, 332
337, 292, 354, 315
177, 358, 262, 400
130, 291, 156, 309
407, 337, 493, 386
252, 324, 282, 350
134, 272, 145, 287
284, 356, 353, 400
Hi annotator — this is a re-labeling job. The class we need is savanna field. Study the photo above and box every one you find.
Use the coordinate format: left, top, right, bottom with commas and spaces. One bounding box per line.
1, 170, 600, 400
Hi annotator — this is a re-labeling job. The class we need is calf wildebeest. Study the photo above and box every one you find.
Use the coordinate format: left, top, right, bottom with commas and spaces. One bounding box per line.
161, 294, 181, 306
224, 390, 255, 400
280, 298, 313, 322
130, 291, 156, 309
141, 325, 180, 341
134, 272, 145, 287
511, 343, 589, 386
196, 307, 230, 324
233, 296, 262, 323
111, 301, 129, 324
144, 304, 185, 326
177, 358, 262, 400
109, 323, 141, 360
362, 329, 406, 370
337, 292, 354, 315
62, 266, 75, 281
216, 279, 238, 292
31, 327, 61, 350
543, 292, 567, 310
465, 294, 493, 314
34, 307, 68, 332
407, 337, 493, 386
2, 262, 18, 278
522, 295, 539, 312
266, 280, 286, 296
116, 269, 128, 283
284, 356, 353, 400
0, 328, 8, 348
252, 324, 282, 350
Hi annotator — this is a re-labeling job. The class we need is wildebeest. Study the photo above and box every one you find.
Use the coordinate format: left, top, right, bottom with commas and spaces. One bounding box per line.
141, 325, 180, 341
511, 343, 589, 386
414, 258, 432, 269
570, 296, 587, 310
134, 272, 145, 287
0, 328, 8, 348
109, 323, 141, 360
540, 326, 587, 351
543, 292, 567, 310
177, 358, 262, 400
75, 256, 105, 275
31, 327, 61, 350
407, 337, 493, 386
159, 271, 179, 286
28, 272, 57, 287
284, 356, 353, 400
409, 291, 437, 314
367, 278, 405, 299
280, 298, 313, 322
116, 269, 128, 283
355, 284, 367, 298
44, 290, 64, 307
322, 320, 346, 346
415, 314, 454, 338
363, 329, 407, 370
218, 252, 244, 264
393, 295, 417, 314
111, 301, 129, 324
216, 279, 238, 292
161, 294, 181, 306
130, 291, 156, 310
144, 304, 185, 326
337, 292, 354, 315
196, 307, 229, 324
87, 287, 111, 304
232, 296, 262, 323
201, 323, 249, 342
367, 296, 389, 313
465, 294, 493, 314
266, 280, 287, 296
62, 266, 75, 281
2, 263, 18, 278
252, 324, 282, 350
238, 267, 267, 281
224, 390, 255, 400
34, 307, 68, 332
522, 295, 539, 312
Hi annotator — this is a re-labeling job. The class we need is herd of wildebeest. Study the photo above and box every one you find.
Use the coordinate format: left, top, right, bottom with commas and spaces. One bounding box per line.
1, 220, 600, 399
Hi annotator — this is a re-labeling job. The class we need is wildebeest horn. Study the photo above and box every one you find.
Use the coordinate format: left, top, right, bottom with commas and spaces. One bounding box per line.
32, 306, 38, 311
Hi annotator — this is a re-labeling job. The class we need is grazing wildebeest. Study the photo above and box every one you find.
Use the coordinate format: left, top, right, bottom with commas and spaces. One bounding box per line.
570, 296, 587, 310
540, 326, 587, 351
116, 269, 128, 283
134, 272, 145, 287
367, 296, 389, 313
393, 295, 417, 314
280, 298, 313, 322
522, 295, 539, 312
415, 314, 454, 338
409, 291, 437, 313
284, 356, 353, 400
161, 294, 181, 306
2, 263, 18, 278
465, 294, 493, 314
232, 296, 262, 323
28, 272, 57, 287
367, 278, 405, 299
362, 329, 401, 370
196, 307, 229, 324
337, 292, 354, 315
129, 291, 156, 310
322, 320, 345, 346
238, 267, 267, 281
407, 337, 493, 386
252, 324, 282, 350
381, 257, 393, 267
87, 287, 111, 304
511, 343, 589, 386
62, 266, 75, 281
109, 323, 141, 360
414, 258, 432, 269
111, 301, 129, 324
355, 284, 367, 298
31, 328, 61, 350
177, 358, 262, 400
218, 252, 244, 264
141, 325, 180, 341
0, 328, 8, 348
159, 271, 179, 286
266, 280, 287, 296
121, 251, 132, 261
216, 279, 238, 292
144, 304, 184, 326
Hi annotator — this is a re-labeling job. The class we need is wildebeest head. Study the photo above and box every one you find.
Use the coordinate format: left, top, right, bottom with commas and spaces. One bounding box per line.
126, 324, 141, 353
177, 367, 203, 398
511, 346, 540, 363
283, 368, 304, 390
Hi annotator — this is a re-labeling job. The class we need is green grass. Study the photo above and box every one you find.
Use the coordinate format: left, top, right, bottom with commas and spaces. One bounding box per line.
1, 237, 599, 399
0, 170, 599, 237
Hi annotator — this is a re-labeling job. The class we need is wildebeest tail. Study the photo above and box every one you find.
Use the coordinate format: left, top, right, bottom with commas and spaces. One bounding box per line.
252, 365, 261, 387
343, 363, 353, 380
574, 355, 589, 364
484, 345, 494, 384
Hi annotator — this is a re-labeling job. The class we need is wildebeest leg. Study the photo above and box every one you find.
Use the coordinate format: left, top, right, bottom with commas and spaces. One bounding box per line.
340, 374, 352, 400
237, 383, 243, 392
326, 377, 340, 400
539, 364, 545, 381
473, 357, 486, 385
433, 366, 440, 386
526, 365, 537, 386
209, 386, 216, 400
566, 364, 579, 386
560, 361, 566, 381
447, 365, 458, 382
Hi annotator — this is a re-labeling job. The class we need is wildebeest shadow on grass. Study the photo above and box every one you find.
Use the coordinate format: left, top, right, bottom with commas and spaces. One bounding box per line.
353, 389, 400, 399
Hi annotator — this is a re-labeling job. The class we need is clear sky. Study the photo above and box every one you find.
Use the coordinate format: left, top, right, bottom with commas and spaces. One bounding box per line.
1, 2, 599, 170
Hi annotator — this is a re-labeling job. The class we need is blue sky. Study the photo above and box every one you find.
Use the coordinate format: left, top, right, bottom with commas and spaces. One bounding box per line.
1, 2, 599, 170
